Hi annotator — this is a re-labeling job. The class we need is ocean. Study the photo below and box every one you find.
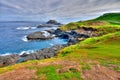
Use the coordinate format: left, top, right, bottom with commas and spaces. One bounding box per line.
0, 21, 67, 55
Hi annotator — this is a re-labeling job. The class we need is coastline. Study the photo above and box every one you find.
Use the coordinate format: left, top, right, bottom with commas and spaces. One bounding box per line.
0, 20, 99, 67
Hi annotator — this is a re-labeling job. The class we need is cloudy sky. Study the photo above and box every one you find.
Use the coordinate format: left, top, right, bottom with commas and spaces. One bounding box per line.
0, 0, 120, 22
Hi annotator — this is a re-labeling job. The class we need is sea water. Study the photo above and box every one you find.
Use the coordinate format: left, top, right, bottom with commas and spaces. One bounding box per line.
0, 21, 67, 55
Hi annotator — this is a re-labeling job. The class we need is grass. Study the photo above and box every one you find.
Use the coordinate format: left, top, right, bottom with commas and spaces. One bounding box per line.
36, 65, 82, 80
61, 13, 120, 32
0, 13, 120, 79
58, 31, 120, 69
37, 65, 60, 80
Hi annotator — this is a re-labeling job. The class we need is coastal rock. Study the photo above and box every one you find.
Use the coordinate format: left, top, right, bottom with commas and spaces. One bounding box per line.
37, 20, 62, 28
20, 44, 67, 62
0, 54, 20, 67
0, 27, 98, 67
53, 28, 65, 37
27, 31, 54, 40
45, 29, 55, 34
37, 24, 58, 28
47, 20, 61, 25
59, 33, 70, 39
81, 27, 97, 31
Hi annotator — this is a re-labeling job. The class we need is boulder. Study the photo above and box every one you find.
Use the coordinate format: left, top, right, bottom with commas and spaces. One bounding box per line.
27, 31, 54, 40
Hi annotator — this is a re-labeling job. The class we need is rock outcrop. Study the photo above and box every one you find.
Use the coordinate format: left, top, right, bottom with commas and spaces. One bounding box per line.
0, 44, 67, 67
37, 20, 62, 28
37, 24, 58, 28
0, 54, 20, 67
20, 44, 67, 62
27, 31, 54, 40
47, 20, 61, 25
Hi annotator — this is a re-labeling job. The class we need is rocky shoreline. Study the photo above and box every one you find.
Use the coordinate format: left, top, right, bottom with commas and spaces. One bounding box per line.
0, 20, 99, 67
0, 44, 67, 67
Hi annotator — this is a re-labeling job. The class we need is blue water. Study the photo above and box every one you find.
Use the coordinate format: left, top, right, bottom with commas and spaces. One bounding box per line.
0, 22, 67, 55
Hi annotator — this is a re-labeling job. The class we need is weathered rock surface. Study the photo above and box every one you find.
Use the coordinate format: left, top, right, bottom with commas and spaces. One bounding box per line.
27, 31, 54, 40
0, 54, 20, 67
21, 44, 67, 62
0, 44, 67, 67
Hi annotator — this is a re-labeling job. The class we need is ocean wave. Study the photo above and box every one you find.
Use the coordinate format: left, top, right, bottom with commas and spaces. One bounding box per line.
22, 36, 28, 42
42, 31, 50, 37
0, 50, 36, 56
19, 50, 35, 55
0, 53, 12, 56
16, 26, 36, 30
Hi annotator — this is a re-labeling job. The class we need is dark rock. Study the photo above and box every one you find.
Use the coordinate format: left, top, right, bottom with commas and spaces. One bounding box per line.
70, 30, 78, 35
77, 34, 90, 38
45, 29, 55, 34
54, 28, 64, 36
27, 31, 54, 40
0, 54, 20, 67
20, 53, 28, 57
59, 33, 70, 39
47, 20, 61, 25
37, 24, 58, 28
81, 27, 97, 31
21, 44, 67, 62
68, 37, 78, 45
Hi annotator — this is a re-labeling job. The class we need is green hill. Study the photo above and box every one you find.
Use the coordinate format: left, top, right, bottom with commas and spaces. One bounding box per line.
95, 13, 120, 22
61, 13, 120, 31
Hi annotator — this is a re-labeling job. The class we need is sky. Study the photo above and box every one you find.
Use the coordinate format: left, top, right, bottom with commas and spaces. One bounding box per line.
0, 0, 120, 23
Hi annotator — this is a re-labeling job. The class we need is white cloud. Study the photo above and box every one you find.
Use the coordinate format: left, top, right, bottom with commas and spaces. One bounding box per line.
0, 0, 120, 21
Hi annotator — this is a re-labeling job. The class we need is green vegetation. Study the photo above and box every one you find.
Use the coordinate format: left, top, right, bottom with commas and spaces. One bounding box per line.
59, 31, 120, 71
36, 65, 82, 80
0, 13, 120, 79
61, 13, 120, 31
95, 13, 120, 22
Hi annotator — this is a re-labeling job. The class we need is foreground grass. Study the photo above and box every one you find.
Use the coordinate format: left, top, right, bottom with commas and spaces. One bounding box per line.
58, 31, 120, 71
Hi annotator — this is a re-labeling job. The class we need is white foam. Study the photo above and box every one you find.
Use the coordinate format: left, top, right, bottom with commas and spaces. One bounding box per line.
0, 53, 11, 56
49, 43, 54, 46
16, 26, 36, 30
22, 36, 28, 42
19, 50, 35, 55
0, 50, 35, 56
31, 27, 37, 29
42, 31, 50, 37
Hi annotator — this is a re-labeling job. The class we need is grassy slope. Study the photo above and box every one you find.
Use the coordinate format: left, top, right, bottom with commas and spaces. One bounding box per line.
61, 13, 120, 31
0, 13, 120, 80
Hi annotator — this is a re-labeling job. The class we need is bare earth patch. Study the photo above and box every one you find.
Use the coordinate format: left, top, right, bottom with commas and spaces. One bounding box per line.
0, 60, 119, 80
0, 68, 37, 80
82, 65, 120, 80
